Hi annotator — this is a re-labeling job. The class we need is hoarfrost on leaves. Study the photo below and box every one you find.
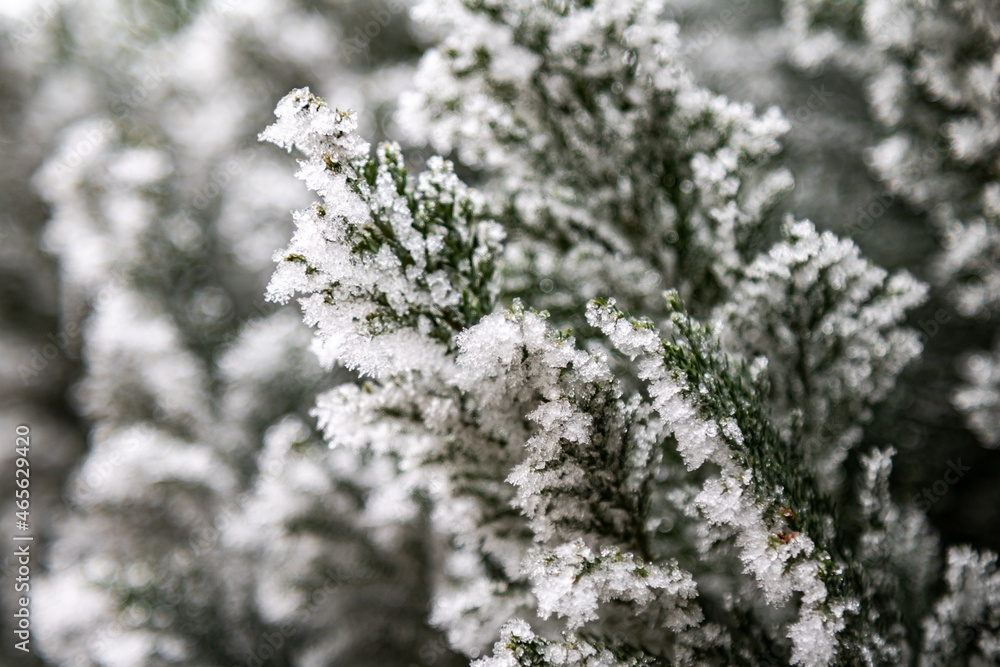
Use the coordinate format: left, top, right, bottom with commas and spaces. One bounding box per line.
255, 0, 1000, 664
16, 0, 1000, 666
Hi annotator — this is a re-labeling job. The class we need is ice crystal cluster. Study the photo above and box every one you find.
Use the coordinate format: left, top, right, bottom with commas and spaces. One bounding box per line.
252, 1, 997, 665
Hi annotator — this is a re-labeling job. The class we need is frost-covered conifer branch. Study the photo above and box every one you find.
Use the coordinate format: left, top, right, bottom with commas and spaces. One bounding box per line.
262, 86, 722, 662
13, 0, 1000, 665
261, 87, 505, 376
402, 0, 793, 322
919, 546, 1000, 664
475, 619, 670, 667
27, 3, 463, 664
589, 295, 865, 666
713, 218, 927, 483
852, 447, 938, 663
310, 300, 710, 658
953, 341, 1000, 448
254, 2, 1000, 666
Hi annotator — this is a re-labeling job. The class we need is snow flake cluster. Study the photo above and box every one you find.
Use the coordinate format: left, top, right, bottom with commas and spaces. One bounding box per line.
589, 297, 857, 665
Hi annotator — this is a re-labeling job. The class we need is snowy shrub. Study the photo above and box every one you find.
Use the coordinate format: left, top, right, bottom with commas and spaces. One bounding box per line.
254, 1, 998, 664
5, 0, 997, 666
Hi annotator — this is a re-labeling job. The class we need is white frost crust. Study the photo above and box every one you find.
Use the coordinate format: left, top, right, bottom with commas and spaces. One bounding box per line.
588, 299, 853, 667
525, 539, 700, 632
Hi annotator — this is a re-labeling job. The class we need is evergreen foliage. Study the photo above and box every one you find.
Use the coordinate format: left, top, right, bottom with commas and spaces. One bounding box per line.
3, 0, 997, 665
254, 2, 998, 663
